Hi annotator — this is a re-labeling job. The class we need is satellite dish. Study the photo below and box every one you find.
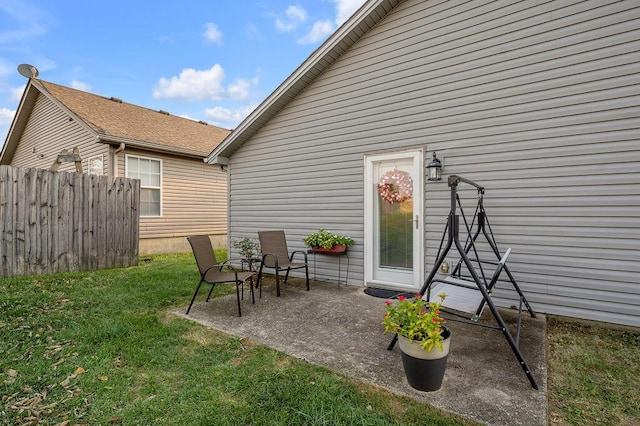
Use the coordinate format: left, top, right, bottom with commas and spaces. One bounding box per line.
17, 64, 39, 79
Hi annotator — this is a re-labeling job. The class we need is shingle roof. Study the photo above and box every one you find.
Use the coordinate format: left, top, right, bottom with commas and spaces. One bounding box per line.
38, 80, 230, 157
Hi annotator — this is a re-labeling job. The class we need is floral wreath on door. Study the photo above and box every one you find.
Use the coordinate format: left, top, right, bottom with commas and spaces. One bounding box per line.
377, 170, 413, 204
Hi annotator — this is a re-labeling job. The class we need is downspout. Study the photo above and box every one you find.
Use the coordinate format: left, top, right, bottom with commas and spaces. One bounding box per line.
112, 142, 126, 177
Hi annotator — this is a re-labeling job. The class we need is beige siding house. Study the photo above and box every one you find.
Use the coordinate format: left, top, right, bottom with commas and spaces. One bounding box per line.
1, 79, 230, 254
207, 0, 640, 327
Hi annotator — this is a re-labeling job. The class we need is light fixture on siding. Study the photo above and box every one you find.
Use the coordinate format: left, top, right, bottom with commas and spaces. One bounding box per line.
427, 152, 442, 181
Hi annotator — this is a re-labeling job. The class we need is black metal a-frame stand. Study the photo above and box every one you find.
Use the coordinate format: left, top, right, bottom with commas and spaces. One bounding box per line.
387, 175, 539, 389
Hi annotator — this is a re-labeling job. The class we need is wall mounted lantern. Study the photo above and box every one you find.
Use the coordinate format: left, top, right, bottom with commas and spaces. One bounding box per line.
427, 152, 442, 181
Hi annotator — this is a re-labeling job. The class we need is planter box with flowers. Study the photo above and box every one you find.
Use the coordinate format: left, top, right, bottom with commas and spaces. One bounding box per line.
303, 229, 354, 254
383, 293, 450, 392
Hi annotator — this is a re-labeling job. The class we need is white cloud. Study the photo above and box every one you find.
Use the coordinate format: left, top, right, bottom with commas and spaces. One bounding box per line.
154, 65, 226, 101
331, 0, 366, 26
227, 79, 251, 101
70, 80, 92, 92
0, 107, 14, 123
296, 0, 365, 45
10, 85, 25, 102
228, 76, 259, 101
287, 5, 308, 22
245, 24, 262, 41
204, 103, 258, 128
23, 57, 55, 75
0, 107, 16, 143
275, 5, 308, 32
297, 20, 334, 45
0, 59, 11, 77
203, 22, 222, 44
153, 65, 259, 102
0, 1, 48, 44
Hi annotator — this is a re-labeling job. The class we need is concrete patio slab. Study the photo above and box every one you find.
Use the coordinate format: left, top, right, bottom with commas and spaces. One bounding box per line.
172, 278, 547, 426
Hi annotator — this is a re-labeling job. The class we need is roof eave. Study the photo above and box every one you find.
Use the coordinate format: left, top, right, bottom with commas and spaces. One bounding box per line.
97, 134, 208, 159
205, 0, 400, 164
0, 80, 39, 165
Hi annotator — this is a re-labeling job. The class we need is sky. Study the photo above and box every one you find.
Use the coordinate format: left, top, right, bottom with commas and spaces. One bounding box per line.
0, 0, 367, 146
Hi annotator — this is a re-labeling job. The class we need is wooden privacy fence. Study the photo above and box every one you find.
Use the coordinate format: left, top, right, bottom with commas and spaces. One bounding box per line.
0, 166, 140, 278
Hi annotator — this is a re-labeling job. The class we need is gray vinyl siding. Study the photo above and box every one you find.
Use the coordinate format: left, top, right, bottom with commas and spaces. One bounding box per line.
227, 0, 640, 326
10, 93, 109, 174
118, 148, 228, 240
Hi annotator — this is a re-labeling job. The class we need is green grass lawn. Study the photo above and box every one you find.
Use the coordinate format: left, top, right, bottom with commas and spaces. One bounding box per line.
547, 316, 639, 425
1, 253, 638, 425
0, 253, 473, 425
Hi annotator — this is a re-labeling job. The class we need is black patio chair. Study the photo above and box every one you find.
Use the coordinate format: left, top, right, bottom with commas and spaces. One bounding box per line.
186, 235, 257, 316
257, 230, 309, 297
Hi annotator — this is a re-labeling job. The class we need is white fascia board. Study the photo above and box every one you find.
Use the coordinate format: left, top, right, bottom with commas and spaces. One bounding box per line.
208, 156, 229, 166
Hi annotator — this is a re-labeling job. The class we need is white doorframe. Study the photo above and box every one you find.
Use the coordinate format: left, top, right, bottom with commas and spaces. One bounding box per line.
364, 149, 424, 291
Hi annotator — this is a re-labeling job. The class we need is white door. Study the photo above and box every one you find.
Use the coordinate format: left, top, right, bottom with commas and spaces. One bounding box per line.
365, 150, 424, 290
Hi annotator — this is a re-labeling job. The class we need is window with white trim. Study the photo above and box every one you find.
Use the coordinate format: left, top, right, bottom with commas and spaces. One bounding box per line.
126, 155, 162, 217
87, 155, 104, 175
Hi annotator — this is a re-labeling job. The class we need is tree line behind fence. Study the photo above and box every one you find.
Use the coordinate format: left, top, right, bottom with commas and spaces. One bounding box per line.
0, 166, 140, 278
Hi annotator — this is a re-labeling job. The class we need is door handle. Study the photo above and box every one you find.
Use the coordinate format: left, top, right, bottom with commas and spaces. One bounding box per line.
414, 215, 419, 229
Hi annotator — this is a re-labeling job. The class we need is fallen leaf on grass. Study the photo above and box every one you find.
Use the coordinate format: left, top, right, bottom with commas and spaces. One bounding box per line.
60, 367, 85, 388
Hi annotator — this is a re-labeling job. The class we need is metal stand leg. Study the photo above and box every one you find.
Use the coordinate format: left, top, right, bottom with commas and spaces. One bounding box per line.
387, 175, 539, 389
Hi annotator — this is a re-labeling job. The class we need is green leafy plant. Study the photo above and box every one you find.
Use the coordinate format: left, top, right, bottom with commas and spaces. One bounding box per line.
303, 229, 354, 249
382, 293, 447, 351
232, 237, 260, 258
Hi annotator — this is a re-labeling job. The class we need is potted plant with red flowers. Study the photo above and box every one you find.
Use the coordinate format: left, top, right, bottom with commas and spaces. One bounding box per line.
382, 293, 450, 391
